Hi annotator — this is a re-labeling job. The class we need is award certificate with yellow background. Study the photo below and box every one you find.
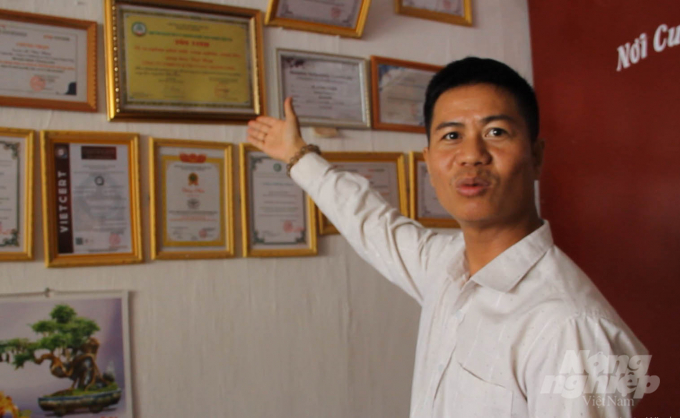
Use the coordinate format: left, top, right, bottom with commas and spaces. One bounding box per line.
161, 149, 225, 248
118, 4, 253, 113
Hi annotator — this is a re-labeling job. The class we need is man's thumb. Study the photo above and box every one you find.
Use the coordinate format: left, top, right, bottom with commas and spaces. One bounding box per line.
284, 97, 297, 121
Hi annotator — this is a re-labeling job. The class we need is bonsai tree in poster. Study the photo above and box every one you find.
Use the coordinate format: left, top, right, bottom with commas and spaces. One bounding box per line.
0, 304, 116, 393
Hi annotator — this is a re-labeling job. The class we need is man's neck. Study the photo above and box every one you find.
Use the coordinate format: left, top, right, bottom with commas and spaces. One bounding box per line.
461, 215, 543, 277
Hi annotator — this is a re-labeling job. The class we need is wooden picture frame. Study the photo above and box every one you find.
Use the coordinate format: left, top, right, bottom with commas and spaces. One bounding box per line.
265, 0, 371, 38
409, 151, 459, 228
318, 152, 408, 235
0, 128, 34, 261
149, 138, 235, 260
104, 0, 266, 122
277, 49, 371, 129
395, 0, 472, 27
41, 130, 143, 267
370, 56, 442, 133
0, 9, 97, 112
240, 143, 317, 257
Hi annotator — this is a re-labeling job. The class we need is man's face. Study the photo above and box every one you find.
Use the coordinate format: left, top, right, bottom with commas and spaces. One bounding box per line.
423, 83, 543, 228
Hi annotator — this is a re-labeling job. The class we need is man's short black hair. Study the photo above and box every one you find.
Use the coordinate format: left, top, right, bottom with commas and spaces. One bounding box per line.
423, 57, 539, 143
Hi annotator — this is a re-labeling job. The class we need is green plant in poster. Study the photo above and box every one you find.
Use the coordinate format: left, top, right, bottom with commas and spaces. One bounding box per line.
0, 304, 119, 414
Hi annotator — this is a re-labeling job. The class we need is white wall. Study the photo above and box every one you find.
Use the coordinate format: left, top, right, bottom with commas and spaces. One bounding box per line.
0, 0, 532, 416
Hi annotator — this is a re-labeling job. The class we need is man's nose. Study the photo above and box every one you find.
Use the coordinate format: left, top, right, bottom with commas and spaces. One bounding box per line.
457, 134, 491, 166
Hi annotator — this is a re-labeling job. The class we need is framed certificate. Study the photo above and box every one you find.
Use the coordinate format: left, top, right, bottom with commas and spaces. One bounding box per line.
150, 138, 234, 260
0, 9, 97, 112
0, 128, 34, 261
371, 56, 442, 133
240, 144, 317, 257
265, 0, 371, 38
395, 0, 472, 27
277, 49, 371, 129
104, 0, 266, 122
319, 152, 408, 235
409, 151, 459, 228
41, 131, 143, 267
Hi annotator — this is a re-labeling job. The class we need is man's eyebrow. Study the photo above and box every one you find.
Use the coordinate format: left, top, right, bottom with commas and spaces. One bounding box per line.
434, 115, 518, 131
482, 114, 517, 124
434, 121, 464, 131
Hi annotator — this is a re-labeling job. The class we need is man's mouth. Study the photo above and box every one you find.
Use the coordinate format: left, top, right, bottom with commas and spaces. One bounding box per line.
454, 176, 491, 197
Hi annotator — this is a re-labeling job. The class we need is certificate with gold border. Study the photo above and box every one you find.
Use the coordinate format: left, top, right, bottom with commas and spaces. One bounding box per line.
0, 9, 97, 112
150, 138, 234, 260
240, 144, 317, 258
395, 0, 472, 27
104, 0, 265, 122
41, 131, 143, 267
319, 152, 408, 235
265, 0, 371, 38
409, 151, 459, 228
0, 128, 34, 261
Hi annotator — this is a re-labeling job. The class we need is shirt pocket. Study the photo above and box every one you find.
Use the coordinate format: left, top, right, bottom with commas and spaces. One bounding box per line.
450, 359, 513, 417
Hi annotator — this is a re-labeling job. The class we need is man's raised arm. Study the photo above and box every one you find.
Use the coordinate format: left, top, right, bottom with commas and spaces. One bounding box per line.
246, 98, 457, 305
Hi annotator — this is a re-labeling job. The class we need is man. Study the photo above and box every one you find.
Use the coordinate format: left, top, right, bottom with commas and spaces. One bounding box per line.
247, 57, 650, 417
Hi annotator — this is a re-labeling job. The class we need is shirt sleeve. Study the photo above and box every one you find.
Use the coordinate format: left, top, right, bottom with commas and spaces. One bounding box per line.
524, 314, 651, 418
290, 152, 449, 305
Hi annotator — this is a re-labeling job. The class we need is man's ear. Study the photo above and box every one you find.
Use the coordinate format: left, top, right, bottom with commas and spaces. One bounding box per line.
422, 146, 435, 187
532, 138, 545, 179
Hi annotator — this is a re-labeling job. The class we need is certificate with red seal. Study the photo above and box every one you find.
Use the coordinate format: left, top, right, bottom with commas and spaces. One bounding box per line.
0, 127, 34, 261
41, 131, 142, 267
150, 138, 234, 260
0, 9, 97, 111
265, 0, 371, 38
240, 144, 317, 257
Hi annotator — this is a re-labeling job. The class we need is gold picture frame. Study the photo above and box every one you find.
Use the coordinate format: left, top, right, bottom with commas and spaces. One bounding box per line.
318, 152, 408, 235
265, 0, 371, 38
370, 56, 442, 133
240, 143, 317, 257
0, 9, 97, 112
0, 128, 34, 261
104, 0, 266, 122
41, 130, 143, 267
395, 0, 472, 27
277, 48, 372, 129
149, 138, 234, 260
409, 151, 459, 228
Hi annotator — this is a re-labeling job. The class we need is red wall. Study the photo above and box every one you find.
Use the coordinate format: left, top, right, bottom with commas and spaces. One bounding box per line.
528, 0, 680, 413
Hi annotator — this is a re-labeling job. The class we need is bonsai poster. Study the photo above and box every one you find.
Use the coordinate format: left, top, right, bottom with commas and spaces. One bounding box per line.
0, 291, 133, 418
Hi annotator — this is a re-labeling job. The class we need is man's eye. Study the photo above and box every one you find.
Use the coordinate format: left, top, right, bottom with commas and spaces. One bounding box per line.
488, 127, 507, 137
442, 132, 459, 140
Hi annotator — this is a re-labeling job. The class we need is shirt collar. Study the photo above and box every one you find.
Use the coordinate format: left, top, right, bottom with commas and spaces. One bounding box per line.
469, 220, 554, 293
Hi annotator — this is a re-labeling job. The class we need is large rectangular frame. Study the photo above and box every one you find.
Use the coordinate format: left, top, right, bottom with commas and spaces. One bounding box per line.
370, 55, 441, 133
276, 48, 371, 129
0, 9, 97, 112
265, 0, 371, 38
149, 137, 234, 260
394, 0, 472, 27
41, 130, 143, 267
0, 127, 34, 261
409, 151, 459, 228
104, 0, 266, 122
319, 151, 408, 235
239, 143, 317, 257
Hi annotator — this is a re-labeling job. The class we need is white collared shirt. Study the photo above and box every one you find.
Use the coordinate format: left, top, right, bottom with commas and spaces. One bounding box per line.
291, 153, 649, 418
